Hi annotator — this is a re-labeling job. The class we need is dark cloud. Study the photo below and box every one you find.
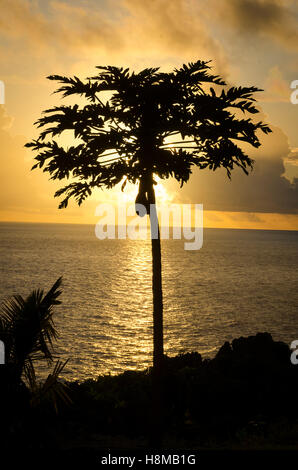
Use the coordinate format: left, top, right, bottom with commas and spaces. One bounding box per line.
167, 125, 298, 214
213, 0, 298, 51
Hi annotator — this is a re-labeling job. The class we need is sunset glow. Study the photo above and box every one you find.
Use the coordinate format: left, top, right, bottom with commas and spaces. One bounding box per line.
1, 1, 298, 456
0, 0, 297, 228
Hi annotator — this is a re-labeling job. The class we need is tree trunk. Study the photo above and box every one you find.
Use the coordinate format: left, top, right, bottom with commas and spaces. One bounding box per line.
148, 185, 164, 372
147, 180, 164, 447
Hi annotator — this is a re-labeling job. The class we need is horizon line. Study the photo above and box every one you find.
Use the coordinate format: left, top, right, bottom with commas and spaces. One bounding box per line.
0, 220, 297, 233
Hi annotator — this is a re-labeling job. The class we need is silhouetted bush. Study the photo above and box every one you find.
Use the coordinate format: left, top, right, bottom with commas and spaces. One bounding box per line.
3, 332, 298, 450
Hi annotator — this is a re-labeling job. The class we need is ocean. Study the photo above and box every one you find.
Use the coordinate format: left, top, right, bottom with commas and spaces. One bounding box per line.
0, 222, 297, 381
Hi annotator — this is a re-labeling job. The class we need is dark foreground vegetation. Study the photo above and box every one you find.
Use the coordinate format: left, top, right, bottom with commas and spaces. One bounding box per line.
1, 331, 298, 456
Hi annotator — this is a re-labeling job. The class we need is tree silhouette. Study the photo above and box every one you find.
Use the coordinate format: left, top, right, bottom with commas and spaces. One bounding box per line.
0, 277, 62, 385
0, 277, 71, 415
25, 60, 271, 444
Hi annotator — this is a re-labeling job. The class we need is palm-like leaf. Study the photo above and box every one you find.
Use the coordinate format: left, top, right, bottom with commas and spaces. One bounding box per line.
0, 277, 62, 385
28, 359, 72, 414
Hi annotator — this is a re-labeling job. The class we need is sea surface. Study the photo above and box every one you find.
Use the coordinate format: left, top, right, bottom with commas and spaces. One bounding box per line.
0, 222, 297, 381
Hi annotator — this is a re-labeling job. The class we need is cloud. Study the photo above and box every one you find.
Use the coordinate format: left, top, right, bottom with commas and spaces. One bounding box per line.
1, 103, 297, 225
0, 106, 48, 212
0, 0, 229, 76
120, 0, 228, 71
1, 0, 297, 222
167, 124, 298, 214
262, 66, 292, 102
204, 210, 298, 230
0, 106, 131, 223
228, 212, 262, 223
283, 148, 298, 183
0, 0, 123, 52
0, 107, 14, 130
286, 148, 298, 165
0, 105, 92, 220
211, 0, 298, 52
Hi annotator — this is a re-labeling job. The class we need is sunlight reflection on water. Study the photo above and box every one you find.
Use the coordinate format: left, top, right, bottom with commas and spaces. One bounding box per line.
0, 222, 297, 381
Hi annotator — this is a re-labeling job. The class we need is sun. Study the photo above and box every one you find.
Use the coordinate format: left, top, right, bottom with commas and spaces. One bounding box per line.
116, 177, 173, 206
154, 179, 173, 205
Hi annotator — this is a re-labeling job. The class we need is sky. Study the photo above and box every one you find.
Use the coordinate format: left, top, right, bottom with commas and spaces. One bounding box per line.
0, 0, 298, 230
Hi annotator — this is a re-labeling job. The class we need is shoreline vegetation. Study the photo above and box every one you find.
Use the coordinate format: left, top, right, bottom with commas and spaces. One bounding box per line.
1, 278, 297, 461
1, 331, 298, 453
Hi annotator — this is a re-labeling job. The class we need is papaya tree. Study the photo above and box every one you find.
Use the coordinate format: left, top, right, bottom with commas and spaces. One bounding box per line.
25, 60, 271, 443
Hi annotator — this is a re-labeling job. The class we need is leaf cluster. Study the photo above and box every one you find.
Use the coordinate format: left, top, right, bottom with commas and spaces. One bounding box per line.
25, 60, 271, 208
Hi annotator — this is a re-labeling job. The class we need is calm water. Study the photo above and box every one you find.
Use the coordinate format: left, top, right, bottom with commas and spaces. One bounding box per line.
0, 222, 297, 381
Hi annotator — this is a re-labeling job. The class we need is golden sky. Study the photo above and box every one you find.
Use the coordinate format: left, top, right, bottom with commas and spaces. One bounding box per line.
0, 0, 298, 230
